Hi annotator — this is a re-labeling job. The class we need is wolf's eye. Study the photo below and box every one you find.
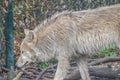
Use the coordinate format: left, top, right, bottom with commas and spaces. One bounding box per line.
21, 50, 25, 54
21, 51, 23, 54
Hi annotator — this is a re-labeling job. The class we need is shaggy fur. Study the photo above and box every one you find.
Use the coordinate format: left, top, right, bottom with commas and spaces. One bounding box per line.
16, 4, 120, 80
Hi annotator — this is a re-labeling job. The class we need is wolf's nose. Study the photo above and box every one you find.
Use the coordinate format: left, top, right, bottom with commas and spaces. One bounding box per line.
15, 63, 22, 68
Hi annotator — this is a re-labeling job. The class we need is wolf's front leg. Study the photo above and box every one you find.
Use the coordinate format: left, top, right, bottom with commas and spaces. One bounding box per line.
77, 58, 91, 80
54, 58, 70, 80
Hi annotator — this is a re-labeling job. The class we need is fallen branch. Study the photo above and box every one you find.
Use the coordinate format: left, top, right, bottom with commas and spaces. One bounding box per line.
13, 72, 23, 80
65, 66, 120, 80
1, 67, 10, 72
35, 64, 57, 80
89, 57, 120, 66
13, 68, 32, 80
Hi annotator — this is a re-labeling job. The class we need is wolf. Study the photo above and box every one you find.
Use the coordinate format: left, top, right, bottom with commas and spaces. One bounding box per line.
16, 4, 120, 80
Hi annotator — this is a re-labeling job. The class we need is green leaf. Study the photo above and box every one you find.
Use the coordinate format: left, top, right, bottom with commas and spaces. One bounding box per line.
39, 62, 49, 69
109, 52, 117, 57
109, 44, 116, 49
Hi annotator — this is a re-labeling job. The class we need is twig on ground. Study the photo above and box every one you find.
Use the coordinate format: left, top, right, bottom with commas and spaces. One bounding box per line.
35, 64, 57, 80
1, 67, 10, 72
13, 67, 34, 80
13, 71, 23, 80
89, 57, 120, 66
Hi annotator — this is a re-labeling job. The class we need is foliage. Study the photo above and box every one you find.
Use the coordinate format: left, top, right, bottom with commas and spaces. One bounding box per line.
98, 44, 117, 58
39, 58, 57, 69
39, 62, 49, 69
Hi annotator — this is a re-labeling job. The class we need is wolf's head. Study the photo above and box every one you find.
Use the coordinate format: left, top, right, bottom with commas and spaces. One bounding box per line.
16, 29, 37, 67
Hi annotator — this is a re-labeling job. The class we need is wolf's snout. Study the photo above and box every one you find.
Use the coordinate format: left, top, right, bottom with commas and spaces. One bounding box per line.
15, 61, 25, 68
15, 63, 21, 68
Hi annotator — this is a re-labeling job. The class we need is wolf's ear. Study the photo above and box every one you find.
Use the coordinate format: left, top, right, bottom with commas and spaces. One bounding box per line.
24, 29, 37, 42
24, 29, 30, 35
27, 31, 36, 42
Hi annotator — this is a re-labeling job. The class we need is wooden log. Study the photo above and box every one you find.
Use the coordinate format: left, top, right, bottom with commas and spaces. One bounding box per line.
65, 66, 120, 80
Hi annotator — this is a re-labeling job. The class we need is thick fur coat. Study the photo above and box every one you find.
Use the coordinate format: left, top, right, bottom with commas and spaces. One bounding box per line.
16, 4, 120, 80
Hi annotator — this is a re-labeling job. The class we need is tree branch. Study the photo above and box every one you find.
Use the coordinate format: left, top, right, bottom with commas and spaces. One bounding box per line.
89, 57, 120, 66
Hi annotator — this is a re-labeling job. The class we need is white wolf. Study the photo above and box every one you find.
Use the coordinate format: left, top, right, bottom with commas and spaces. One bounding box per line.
16, 4, 120, 80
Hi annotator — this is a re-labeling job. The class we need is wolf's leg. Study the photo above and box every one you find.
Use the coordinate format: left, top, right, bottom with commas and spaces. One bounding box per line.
54, 58, 70, 80
77, 57, 91, 80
